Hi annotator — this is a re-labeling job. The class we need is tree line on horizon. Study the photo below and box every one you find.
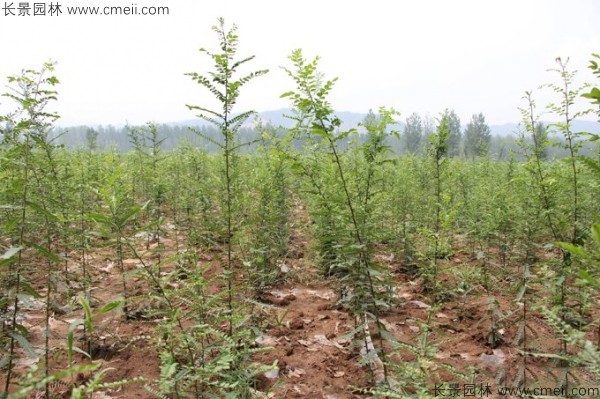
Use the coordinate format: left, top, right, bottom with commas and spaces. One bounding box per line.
39, 111, 598, 160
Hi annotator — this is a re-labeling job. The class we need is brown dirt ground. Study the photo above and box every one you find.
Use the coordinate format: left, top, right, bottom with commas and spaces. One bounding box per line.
1, 200, 598, 398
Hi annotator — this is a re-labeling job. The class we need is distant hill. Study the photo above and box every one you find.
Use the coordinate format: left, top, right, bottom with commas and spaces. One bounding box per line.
253, 109, 381, 131
490, 120, 600, 136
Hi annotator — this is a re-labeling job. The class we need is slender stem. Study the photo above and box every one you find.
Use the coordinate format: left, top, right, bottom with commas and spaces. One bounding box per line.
302, 84, 388, 381
4, 138, 30, 395
525, 93, 560, 241
224, 88, 234, 338
44, 231, 52, 399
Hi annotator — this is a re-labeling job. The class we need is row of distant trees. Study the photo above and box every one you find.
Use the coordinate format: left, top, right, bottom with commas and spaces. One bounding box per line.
41, 112, 591, 159
402, 110, 545, 159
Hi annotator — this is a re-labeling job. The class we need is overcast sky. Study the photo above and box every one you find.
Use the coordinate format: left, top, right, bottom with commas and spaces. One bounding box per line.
0, 0, 598, 126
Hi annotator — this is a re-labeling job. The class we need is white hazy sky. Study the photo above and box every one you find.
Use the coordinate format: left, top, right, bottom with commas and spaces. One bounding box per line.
0, 0, 598, 126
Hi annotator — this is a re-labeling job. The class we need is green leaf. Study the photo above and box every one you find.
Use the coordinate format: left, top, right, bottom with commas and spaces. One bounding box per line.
97, 300, 122, 315
7, 330, 40, 359
79, 296, 93, 334
0, 355, 10, 370
72, 345, 91, 359
515, 284, 526, 302
27, 242, 63, 263
118, 201, 150, 226
379, 328, 398, 345
581, 87, 600, 102
68, 318, 84, 336
577, 271, 600, 289
20, 281, 43, 298
26, 200, 62, 222
87, 213, 110, 224
591, 223, 600, 246
555, 242, 587, 259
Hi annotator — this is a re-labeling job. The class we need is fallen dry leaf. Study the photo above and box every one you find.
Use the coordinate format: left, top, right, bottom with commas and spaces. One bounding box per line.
287, 367, 306, 378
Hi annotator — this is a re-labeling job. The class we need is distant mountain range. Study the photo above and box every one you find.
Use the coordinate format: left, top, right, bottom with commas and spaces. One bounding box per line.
177, 108, 600, 136
177, 109, 378, 132
489, 120, 600, 136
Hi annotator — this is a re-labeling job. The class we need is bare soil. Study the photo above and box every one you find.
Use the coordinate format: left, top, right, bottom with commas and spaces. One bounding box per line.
2, 200, 598, 398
